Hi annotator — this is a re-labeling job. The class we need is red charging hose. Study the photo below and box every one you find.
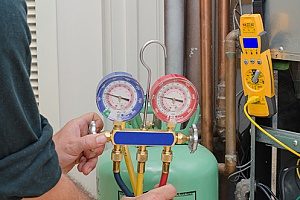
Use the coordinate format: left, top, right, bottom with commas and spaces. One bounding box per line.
159, 172, 169, 186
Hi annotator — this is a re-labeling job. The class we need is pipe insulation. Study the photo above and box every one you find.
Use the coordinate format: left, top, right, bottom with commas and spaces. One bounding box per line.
164, 0, 185, 75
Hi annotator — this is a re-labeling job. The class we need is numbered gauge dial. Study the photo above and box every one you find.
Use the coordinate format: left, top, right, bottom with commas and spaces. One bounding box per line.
150, 74, 199, 123
96, 73, 144, 121
245, 69, 265, 91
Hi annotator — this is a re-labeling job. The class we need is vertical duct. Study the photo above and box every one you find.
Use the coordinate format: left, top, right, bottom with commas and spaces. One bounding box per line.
200, 0, 213, 151
164, 0, 185, 75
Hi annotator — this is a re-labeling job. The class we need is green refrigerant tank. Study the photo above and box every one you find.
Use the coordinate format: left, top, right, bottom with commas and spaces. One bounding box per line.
96, 144, 218, 200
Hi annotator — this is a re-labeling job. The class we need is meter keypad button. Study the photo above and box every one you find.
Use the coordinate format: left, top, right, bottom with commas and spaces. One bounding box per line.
257, 59, 262, 65
244, 59, 249, 65
250, 59, 255, 64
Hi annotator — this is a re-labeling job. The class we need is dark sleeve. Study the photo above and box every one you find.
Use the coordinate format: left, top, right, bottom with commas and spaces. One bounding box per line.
0, 1, 61, 199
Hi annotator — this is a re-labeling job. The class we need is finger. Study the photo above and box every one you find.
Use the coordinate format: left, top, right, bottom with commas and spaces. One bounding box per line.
78, 134, 107, 152
136, 184, 177, 200
81, 157, 98, 175
84, 145, 106, 159
77, 156, 87, 172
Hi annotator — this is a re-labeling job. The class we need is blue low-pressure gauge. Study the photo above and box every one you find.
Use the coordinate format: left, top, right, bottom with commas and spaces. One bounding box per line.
96, 72, 144, 121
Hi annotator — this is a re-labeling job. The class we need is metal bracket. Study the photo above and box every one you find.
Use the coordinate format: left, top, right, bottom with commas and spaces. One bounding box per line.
256, 126, 300, 152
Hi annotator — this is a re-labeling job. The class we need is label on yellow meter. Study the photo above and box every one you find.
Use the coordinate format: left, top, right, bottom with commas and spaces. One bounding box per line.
240, 14, 276, 117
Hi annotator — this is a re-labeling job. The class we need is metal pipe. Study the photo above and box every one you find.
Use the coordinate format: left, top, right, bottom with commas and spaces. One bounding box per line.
219, 29, 239, 175
200, 0, 213, 151
164, 0, 185, 75
216, 0, 230, 139
185, 0, 201, 96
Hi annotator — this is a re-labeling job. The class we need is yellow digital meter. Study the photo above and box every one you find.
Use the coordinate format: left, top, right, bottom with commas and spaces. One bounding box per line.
240, 14, 276, 117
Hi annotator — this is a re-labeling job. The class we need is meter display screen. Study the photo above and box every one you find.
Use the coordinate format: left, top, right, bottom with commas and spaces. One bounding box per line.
243, 38, 258, 48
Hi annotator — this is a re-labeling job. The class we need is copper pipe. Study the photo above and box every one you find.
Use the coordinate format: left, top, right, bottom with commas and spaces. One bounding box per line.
200, 0, 213, 151
219, 29, 239, 175
216, 0, 230, 139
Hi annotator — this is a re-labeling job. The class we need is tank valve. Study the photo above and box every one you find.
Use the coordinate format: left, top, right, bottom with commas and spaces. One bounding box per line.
188, 124, 199, 153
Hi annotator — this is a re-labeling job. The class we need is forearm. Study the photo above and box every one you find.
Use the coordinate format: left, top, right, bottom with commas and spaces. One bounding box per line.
23, 174, 95, 200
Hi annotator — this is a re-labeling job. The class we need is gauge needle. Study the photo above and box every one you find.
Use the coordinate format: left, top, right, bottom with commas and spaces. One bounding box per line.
105, 93, 130, 101
161, 96, 184, 103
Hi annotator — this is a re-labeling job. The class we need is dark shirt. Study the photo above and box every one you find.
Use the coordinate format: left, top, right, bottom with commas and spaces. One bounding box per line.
0, 0, 61, 199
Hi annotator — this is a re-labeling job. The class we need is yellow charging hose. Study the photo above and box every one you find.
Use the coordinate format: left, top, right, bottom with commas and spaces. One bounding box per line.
122, 146, 137, 194
136, 173, 144, 196
244, 96, 300, 158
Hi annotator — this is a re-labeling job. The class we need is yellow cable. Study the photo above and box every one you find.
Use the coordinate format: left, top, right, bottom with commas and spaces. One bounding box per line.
297, 159, 300, 180
244, 96, 300, 158
136, 173, 144, 196
122, 146, 137, 194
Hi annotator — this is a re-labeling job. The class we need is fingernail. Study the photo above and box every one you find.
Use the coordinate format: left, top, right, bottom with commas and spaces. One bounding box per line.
96, 134, 107, 144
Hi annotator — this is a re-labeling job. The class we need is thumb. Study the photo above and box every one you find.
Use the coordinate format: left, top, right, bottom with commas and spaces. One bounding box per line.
78, 134, 107, 151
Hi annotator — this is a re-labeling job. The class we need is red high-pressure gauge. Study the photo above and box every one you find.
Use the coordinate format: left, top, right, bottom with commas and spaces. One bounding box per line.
150, 74, 199, 123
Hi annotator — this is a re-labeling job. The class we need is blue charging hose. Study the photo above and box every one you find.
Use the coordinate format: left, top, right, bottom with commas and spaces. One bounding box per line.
114, 172, 134, 197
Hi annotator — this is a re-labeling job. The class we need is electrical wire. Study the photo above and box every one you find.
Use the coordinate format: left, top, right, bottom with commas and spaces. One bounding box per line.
233, 1, 241, 30
236, 159, 252, 169
257, 183, 279, 200
238, 0, 243, 15
256, 183, 272, 200
114, 173, 134, 197
297, 159, 300, 180
244, 96, 300, 158
228, 164, 251, 181
234, 91, 252, 183
280, 166, 298, 200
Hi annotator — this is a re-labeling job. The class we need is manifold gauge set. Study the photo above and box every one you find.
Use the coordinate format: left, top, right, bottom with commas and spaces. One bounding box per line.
94, 40, 199, 197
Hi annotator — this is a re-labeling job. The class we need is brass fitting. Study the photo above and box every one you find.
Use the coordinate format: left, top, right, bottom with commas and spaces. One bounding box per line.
167, 122, 175, 131
136, 146, 148, 162
162, 162, 170, 173
113, 121, 123, 130
161, 146, 173, 163
111, 145, 123, 162
161, 146, 172, 174
113, 161, 121, 173
102, 131, 112, 142
176, 133, 189, 144
137, 162, 146, 174
136, 146, 148, 173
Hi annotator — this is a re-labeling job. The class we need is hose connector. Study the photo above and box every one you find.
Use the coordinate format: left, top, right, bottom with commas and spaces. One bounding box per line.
136, 146, 148, 173
111, 145, 122, 173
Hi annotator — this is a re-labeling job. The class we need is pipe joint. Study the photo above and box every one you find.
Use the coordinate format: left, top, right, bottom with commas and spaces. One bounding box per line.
225, 154, 237, 163
136, 150, 148, 163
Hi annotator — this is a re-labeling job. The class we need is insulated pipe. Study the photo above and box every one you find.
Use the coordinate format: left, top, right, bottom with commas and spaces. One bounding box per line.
219, 29, 239, 175
216, 0, 230, 139
200, 0, 213, 151
185, 0, 201, 96
164, 0, 185, 75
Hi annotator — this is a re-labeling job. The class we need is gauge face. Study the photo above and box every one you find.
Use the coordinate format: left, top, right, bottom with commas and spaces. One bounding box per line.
150, 74, 198, 123
245, 69, 265, 91
96, 74, 144, 121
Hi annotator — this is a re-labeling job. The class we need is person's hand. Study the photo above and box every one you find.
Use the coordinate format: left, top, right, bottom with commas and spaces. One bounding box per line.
53, 112, 106, 175
122, 184, 177, 200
